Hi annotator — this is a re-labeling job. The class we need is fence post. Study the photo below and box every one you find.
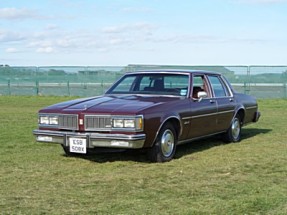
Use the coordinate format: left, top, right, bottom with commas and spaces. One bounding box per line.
283, 70, 287, 99
247, 66, 251, 95
35, 80, 39, 95
67, 81, 70, 96
244, 82, 247, 94
243, 81, 250, 95
284, 83, 287, 99
8, 80, 11, 95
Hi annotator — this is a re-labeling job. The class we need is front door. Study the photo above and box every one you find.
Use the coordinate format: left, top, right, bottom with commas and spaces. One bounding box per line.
186, 74, 218, 138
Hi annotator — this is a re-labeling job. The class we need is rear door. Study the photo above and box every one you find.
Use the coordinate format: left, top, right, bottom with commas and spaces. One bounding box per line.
186, 74, 218, 138
207, 75, 236, 132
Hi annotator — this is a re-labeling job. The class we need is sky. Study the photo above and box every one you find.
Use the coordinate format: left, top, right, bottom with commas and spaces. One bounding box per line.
0, 0, 287, 66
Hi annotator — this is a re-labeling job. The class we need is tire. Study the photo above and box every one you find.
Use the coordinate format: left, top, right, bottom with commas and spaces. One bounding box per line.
223, 114, 242, 143
148, 123, 177, 162
62, 145, 73, 156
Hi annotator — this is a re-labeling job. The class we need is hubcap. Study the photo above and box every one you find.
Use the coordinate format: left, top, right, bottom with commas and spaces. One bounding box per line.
160, 129, 175, 157
231, 118, 240, 140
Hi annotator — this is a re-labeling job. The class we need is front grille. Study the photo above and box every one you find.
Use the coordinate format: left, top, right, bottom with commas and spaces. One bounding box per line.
85, 115, 112, 131
58, 114, 78, 130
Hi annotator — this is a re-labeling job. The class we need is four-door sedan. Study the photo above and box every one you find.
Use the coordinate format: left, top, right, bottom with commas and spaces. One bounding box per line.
33, 70, 260, 162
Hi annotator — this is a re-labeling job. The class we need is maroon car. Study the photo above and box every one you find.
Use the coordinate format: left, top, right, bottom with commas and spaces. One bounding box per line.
33, 70, 260, 162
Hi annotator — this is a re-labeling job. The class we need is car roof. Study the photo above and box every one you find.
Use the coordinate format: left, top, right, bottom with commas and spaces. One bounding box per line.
127, 69, 221, 76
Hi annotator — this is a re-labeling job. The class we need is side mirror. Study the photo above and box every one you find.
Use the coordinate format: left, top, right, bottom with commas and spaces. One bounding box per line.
197, 91, 208, 102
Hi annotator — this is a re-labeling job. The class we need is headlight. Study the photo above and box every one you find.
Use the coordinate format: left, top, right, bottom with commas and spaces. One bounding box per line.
49, 116, 58, 125
39, 115, 59, 126
124, 119, 135, 128
113, 119, 124, 128
39, 116, 49, 124
112, 116, 143, 131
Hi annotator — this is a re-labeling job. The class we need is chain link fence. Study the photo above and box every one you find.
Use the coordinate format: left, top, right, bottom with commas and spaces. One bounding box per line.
0, 65, 286, 98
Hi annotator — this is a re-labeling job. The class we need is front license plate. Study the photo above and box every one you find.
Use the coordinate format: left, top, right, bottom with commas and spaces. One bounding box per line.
69, 138, 87, 154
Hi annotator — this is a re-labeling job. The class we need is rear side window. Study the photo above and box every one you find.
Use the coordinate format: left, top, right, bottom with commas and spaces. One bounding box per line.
208, 75, 230, 97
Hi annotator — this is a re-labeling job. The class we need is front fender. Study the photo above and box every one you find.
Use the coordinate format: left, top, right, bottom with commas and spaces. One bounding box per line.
143, 112, 182, 148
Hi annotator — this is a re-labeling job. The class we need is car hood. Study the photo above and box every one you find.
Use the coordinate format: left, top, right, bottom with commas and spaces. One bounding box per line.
40, 94, 182, 115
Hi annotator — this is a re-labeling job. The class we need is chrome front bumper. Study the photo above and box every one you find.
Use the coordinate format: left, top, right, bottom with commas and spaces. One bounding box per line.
33, 129, 146, 149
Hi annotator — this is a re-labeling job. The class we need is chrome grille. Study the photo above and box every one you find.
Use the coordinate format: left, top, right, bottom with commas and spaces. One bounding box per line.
85, 115, 112, 131
58, 114, 78, 130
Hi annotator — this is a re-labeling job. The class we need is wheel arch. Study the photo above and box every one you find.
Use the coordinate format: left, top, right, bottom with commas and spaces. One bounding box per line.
234, 106, 245, 126
152, 116, 181, 146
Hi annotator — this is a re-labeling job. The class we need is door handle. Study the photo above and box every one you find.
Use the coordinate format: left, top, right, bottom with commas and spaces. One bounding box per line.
229, 98, 234, 102
209, 99, 215, 103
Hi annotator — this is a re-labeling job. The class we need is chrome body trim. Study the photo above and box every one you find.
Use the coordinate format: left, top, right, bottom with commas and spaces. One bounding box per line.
33, 129, 146, 149
182, 110, 234, 120
58, 114, 78, 130
84, 114, 112, 131
152, 115, 182, 145
84, 114, 144, 132
39, 113, 79, 130
245, 105, 258, 110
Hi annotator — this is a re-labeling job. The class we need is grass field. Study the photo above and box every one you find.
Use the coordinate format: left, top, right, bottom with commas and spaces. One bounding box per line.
0, 96, 286, 214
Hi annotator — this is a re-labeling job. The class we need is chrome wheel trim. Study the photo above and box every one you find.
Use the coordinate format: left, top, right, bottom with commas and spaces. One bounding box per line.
160, 129, 175, 157
231, 118, 240, 140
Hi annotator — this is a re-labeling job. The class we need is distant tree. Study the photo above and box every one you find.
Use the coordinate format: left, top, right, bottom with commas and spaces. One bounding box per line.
47, 69, 66, 75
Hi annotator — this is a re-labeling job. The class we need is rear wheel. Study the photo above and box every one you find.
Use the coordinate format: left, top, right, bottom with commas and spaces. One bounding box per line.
223, 114, 242, 142
148, 123, 177, 162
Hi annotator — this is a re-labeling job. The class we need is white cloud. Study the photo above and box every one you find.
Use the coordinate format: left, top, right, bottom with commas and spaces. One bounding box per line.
28, 40, 52, 50
45, 24, 59, 31
102, 23, 158, 34
0, 19, 268, 59
36, 47, 54, 53
99, 22, 159, 49
17, 28, 265, 56
0, 7, 63, 21
235, 0, 287, 4
0, 8, 38, 20
0, 30, 26, 42
122, 7, 153, 13
5, 47, 18, 53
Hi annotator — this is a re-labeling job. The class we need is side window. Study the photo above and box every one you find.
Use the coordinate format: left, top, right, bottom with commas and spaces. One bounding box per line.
164, 75, 188, 89
192, 75, 210, 98
208, 76, 230, 97
139, 76, 152, 91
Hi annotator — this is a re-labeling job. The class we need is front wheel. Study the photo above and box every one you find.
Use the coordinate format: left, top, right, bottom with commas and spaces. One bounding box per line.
148, 123, 177, 162
223, 114, 242, 143
62, 145, 73, 156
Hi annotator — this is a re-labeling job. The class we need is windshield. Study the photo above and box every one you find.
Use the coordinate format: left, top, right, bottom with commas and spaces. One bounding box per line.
107, 73, 189, 96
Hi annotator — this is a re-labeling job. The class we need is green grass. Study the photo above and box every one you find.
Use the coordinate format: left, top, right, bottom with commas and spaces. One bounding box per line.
0, 96, 286, 214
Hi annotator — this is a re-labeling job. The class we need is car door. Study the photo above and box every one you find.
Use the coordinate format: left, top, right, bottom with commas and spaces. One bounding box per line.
207, 75, 236, 132
186, 74, 218, 139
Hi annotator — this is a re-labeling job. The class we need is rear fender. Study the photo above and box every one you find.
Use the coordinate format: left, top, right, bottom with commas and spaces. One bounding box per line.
233, 105, 245, 126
